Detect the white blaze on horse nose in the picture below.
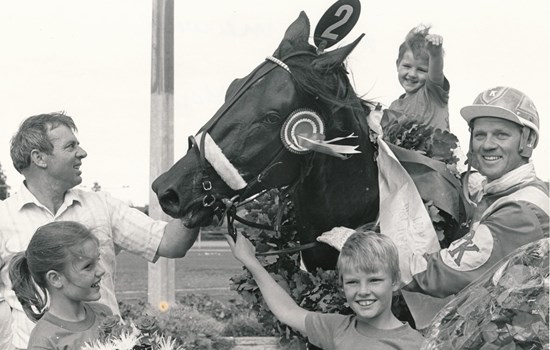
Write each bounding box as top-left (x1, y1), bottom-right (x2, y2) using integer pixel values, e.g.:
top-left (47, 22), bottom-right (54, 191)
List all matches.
top-left (195, 132), bottom-right (247, 190)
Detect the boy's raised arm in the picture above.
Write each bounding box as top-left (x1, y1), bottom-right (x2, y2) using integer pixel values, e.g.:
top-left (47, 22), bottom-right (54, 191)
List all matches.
top-left (426, 34), bottom-right (445, 86)
top-left (226, 232), bottom-right (308, 334)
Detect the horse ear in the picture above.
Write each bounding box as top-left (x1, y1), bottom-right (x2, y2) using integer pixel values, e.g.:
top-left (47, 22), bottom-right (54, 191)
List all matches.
top-left (274, 11), bottom-right (311, 57)
top-left (312, 34), bottom-right (365, 71)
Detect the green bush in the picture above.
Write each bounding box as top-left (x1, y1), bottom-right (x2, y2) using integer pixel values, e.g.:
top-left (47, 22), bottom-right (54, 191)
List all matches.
top-left (156, 306), bottom-right (232, 350)
top-left (118, 293), bottom-right (272, 348)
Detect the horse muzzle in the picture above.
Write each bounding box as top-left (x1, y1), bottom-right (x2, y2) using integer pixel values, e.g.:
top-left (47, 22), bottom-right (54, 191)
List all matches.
top-left (154, 185), bottom-right (218, 226)
top-left (152, 162), bottom-right (234, 226)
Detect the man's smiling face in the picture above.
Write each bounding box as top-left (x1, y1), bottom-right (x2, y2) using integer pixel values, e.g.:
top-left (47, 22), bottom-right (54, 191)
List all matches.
top-left (471, 117), bottom-right (527, 182)
top-left (43, 124), bottom-right (87, 191)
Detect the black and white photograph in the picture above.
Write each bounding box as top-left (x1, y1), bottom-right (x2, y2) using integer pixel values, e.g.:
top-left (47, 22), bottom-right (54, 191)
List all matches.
top-left (1, 1), bottom-right (548, 349)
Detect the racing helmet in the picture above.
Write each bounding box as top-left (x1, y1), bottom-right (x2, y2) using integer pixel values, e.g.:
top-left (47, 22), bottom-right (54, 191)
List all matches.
top-left (461, 86), bottom-right (539, 157)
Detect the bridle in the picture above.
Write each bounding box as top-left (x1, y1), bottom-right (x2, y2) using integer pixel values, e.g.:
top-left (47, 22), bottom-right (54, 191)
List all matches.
top-left (188, 51), bottom-right (321, 255)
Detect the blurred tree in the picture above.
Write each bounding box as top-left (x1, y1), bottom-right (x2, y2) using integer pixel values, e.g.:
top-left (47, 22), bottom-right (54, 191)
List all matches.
top-left (0, 163), bottom-right (9, 200)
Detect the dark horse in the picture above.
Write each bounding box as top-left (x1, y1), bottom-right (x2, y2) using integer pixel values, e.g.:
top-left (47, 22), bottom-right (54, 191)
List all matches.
top-left (152, 12), bottom-right (461, 271)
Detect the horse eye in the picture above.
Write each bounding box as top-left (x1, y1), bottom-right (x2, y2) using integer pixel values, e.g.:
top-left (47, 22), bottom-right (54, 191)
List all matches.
top-left (264, 113), bottom-right (283, 124)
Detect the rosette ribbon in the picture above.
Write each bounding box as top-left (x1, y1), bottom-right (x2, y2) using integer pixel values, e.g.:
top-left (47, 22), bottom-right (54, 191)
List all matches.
top-left (296, 132), bottom-right (361, 159)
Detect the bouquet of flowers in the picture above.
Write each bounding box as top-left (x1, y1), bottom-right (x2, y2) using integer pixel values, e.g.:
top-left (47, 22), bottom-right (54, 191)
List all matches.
top-left (382, 117), bottom-right (460, 168)
top-left (422, 238), bottom-right (549, 350)
top-left (84, 301), bottom-right (238, 350)
top-left (83, 315), bottom-right (181, 350)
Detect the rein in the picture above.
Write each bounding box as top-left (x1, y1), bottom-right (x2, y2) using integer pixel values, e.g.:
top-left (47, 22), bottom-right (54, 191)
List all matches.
top-left (224, 153), bottom-right (320, 256)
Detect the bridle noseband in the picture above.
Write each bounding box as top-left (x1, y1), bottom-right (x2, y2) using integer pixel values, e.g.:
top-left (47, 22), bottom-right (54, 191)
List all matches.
top-left (188, 51), bottom-right (321, 254)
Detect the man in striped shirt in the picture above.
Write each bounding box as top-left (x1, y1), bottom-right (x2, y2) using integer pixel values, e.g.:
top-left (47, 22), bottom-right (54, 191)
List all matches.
top-left (0, 112), bottom-right (200, 349)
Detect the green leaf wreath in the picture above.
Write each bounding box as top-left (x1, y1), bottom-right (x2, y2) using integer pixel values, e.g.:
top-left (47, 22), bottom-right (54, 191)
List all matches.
top-left (422, 238), bottom-right (549, 349)
top-left (382, 118), bottom-right (460, 167)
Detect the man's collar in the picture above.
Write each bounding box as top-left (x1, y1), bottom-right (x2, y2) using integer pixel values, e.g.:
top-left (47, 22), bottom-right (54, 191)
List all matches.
top-left (16, 182), bottom-right (42, 210)
top-left (483, 162), bottom-right (536, 195)
top-left (16, 182), bottom-right (82, 211)
top-left (64, 187), bottom-right (81, 204)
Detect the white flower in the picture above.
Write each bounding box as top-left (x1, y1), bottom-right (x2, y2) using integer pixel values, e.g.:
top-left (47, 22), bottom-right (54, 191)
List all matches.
top-left (155, 334), bottom-right (184, 350)
top-left (82, 339), bottom-right (118, 350)
top-left (110, 324), bottom-right (142, 350)
top-left (83, 323), bottom-right (181, 350)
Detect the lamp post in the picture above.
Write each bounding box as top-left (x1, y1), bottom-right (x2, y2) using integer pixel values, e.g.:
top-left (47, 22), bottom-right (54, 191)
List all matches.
top-left (148, 0), bottom-right (175, 309)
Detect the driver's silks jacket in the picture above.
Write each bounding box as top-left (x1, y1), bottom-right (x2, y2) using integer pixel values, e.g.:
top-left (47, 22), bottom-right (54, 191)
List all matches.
top-left (403, 163), bottom-right (549, 298)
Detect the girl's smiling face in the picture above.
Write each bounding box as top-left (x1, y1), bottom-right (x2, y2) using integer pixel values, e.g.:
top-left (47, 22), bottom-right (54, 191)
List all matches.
top-left (341, 267), bottom-right (398, 328)
top-left (397, 49), bottom-right (429, 96)
top-left (61, 238), bottom-right (105, 303)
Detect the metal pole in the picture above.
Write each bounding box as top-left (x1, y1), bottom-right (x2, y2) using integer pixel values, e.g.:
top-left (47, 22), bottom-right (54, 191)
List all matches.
top-left (148, 0), bottom-right (175, 310)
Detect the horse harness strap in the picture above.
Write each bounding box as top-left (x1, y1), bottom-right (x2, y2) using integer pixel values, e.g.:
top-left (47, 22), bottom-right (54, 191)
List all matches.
top-left (191, 51), bottom-right (316, 208)
top-left (191, 56), bottom-right (288, 205)
top-left (230, 156), bottom-right (320, 255)
top-left (224, 182), bottom-right (320, 256)
top-left (224, 185), bottom-right (296, 235)
top-left (191, 51), bottom-right (314, 203)
top-left (255, 242), bottom-right (319, 256)
top-left (189, 51), bottom-right (321, 255)
top-left (221, 159), bottom-right (321, 254)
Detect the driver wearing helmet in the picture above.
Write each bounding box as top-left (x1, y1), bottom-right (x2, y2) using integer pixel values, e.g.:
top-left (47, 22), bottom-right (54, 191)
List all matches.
top-left (403, 86), bottom-right (549, 297)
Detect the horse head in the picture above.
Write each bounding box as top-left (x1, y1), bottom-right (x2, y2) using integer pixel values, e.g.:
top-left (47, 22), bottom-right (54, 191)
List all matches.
top-left (152, 12), bottom-right (376, 233)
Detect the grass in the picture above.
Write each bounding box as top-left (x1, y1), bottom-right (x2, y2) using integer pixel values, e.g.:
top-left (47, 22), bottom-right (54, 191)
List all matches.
top-left (115, 241), bottom-right (242, 303)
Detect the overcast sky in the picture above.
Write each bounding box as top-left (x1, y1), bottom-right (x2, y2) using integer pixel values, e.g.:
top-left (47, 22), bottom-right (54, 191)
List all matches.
top-left (1, 0), bottom-right (549, 205)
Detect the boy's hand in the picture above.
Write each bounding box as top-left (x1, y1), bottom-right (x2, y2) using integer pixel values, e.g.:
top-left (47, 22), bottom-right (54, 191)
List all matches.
top-left (225, 231), bottom-right (258, 266)
top-left (426, 34), bottom-right (443, 55)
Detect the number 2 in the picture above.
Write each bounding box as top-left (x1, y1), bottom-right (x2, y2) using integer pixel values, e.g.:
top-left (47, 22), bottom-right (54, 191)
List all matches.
top-left (321, 5), bottom-right (354, 41)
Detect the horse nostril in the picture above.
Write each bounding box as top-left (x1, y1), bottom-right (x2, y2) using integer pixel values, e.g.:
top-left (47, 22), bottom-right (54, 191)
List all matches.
top-left (158, 189), bottom-right (181, 216)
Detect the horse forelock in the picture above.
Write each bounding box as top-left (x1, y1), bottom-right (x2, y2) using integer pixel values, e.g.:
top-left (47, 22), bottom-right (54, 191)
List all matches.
top-left (287, 55), bottom-right (370, 119)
